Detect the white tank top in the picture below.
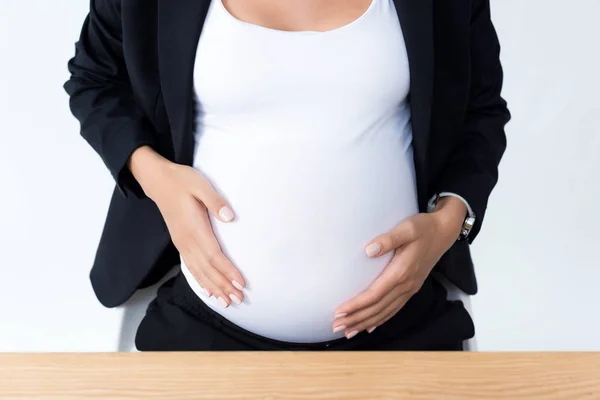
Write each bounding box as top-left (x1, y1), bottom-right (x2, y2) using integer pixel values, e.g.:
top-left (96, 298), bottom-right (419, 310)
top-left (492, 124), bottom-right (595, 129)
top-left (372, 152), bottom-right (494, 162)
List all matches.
top-left (181, 0), bottom-right (418, 343)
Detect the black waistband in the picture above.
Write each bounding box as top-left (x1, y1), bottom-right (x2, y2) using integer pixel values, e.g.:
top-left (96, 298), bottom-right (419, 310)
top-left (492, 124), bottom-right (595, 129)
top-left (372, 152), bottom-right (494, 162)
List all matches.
top-left (164, 272), bottom-right (447, 350)
top-left (169, 272), bottom-right (354, 350)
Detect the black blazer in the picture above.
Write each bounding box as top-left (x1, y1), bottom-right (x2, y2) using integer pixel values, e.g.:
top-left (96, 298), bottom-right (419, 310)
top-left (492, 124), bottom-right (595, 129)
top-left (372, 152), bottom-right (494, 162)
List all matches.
top-left (64, 0), bottom-right (510, 308)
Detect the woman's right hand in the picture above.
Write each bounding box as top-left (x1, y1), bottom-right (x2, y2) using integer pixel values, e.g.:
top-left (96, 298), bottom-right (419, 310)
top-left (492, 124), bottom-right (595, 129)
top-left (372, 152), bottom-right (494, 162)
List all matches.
top-left (129, 146), bottom-right (245, 308)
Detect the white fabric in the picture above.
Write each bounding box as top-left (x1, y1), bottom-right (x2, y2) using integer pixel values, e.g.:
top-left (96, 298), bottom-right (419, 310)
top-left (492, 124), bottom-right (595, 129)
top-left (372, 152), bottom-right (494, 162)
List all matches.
top-left (182, 0), bottom-right (417, 343)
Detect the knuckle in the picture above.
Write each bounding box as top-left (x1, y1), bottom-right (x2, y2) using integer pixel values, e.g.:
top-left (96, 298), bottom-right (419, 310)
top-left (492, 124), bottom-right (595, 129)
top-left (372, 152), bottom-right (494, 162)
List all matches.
top-left (359, 319), bottom-right (376, 332)
top-left (204, 197), bottom-right (222, 211)
top-left (204, 249), bottom-right (221, 265)
top-left (389, 232), bottom-right (401, 247)
top-left (217, 283), bottom-right (230, 294)
top-left (214, 256), bottom-right (236, 275)
top-left (402, 278), bottom-right (418, 295)
top-left (364, 289), bottom-right (380, 305)
top-left (211, 196), bottom-right (227, 210)
top-left (405, 220), bottom-right (418, 237)
top-left (348, 321), bottom-right (364, 332)
top-left (356, 314), bottom-right (373, 327)
top-left (205, 279), bottom-right (222, 294)
top-left (381, 235), bottom-right (393, 250)
top-left (346, 317), bottom-right (362, 330)
top-left (391, 269), bottom-right (405, 284)
top-left (211, 273), bottom-right (231, 290)
top-left (409, 281), bottom-right (421, 295)
top-left (201, 187), bottom-right (223, 208)
top-left (220, 282), bottom-right (240, 300)
top-left (354, 317), bottom-right (377, 332)
top-left (223, 270), bottom-right (238, 282)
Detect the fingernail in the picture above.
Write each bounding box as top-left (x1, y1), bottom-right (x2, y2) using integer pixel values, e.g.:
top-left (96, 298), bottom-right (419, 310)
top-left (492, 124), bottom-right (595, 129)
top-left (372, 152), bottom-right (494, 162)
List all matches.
top-left (218, 206), bottom-right (235, 222)
top-left (218, 296), bottom-right (229, 308)
top-left (346, 330), bottom-right (359, 339)
top-left (334, 313), bottom-right (347, 319)
top-left (367, 326), bottom-right (377, 334)
top-left (333, 325), bottom-right (346, 334)
top-left (365, 242), bottom-right (381, 257)
top-left (229, 294), bottom-right (242, 305)
top-left (232, 280), bottom-right (244, 291)
top-left (203, 288), bottom-right (212, 297)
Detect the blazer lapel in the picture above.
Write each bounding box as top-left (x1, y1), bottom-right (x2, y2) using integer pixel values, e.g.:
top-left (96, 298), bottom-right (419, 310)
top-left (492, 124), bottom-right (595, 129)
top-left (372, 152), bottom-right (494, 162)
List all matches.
top-left (394, 0), bottom-right (434, 207)
top-left (158, 0), bottom-right (211, 165)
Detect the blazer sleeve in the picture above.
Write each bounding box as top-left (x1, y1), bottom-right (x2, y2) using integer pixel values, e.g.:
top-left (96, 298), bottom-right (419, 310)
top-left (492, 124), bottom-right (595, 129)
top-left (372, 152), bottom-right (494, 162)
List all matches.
top-left (63, 0), bottom-right (156, 199)
top-left (431, 0), bottom-right (511, 243)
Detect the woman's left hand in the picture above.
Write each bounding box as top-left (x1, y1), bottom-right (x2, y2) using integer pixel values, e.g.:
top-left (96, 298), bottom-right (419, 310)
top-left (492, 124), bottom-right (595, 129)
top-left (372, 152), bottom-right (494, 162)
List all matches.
top-left (333, 197), bottom-right (467, 339)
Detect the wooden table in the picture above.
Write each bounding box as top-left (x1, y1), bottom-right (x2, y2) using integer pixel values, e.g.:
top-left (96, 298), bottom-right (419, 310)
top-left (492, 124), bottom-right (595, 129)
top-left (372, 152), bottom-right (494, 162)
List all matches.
top-left (1, 352), bottom-right (599, 399)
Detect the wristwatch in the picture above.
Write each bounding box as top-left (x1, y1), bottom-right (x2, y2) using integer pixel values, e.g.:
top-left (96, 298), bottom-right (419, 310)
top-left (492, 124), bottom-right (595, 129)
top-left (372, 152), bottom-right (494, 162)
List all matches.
top-left (427, 192), bottom-right (476, 241)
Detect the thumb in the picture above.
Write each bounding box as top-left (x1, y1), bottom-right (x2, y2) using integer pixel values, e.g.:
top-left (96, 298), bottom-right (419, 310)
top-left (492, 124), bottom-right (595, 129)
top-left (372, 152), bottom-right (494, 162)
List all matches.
top-left (365, 219), bottom-right (415, 258)
top-left (191, 174), bottom-right (235, 223)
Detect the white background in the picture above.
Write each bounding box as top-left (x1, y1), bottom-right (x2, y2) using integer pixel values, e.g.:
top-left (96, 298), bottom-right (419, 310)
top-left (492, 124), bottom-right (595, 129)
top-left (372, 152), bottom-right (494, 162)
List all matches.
top-left (0, 1), bottom-right (598, 352)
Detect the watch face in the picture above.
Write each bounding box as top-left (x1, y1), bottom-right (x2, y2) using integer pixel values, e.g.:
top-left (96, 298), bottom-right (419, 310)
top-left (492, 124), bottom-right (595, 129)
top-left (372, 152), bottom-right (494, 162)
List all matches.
top-left (464, 216), bottom-right (476, 231)
top-left (458, 216), bottom-right (476, 241)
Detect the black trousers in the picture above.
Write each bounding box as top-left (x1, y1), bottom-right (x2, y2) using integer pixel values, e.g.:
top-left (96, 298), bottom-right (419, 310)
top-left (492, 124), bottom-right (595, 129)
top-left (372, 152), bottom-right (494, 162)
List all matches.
top-left (135, 271), bottom-right (474, 351)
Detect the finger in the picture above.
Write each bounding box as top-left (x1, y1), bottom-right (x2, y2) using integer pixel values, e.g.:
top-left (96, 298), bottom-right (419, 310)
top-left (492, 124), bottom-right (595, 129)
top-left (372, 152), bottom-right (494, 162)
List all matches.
top-left (202, 256), bottom-right (244, 305)
top-left (332, 285), bottom-right (402, 335)
top-left (365, 218), bottom-right (417, 258)
top-left (353, 295), bottom-right (410, 335)
top-left (191, 172), bottom-right (235, 223)
top-left (194, 217), bottom-right (244, 306)
top-left (181, 246), bottom-right (220, 297)
top-left (197, 212), bottom-right (247, 291)
top-left (201, 261), bottom-right (247, 308)
top-left (186, 246), bottom-right (239, 308)
top-left (183, 255), bottom-right (214, 297)
top-left (334, 255), bottom-right (405, 316)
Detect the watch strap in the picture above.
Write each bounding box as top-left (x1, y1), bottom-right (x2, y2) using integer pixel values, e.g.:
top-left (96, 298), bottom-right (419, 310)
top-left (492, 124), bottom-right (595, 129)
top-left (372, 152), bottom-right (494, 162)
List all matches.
top-left (427, 193), bottom-right (476, 241)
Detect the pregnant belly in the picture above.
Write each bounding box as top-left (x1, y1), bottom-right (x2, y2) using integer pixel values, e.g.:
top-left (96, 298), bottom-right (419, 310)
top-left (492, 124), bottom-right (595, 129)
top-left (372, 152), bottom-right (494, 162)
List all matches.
top-left (181, 135), bottom-right (419, 343)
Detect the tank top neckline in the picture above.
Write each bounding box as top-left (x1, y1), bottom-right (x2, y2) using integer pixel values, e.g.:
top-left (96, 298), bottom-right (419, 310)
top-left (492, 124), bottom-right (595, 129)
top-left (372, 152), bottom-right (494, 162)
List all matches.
top-left (215, 0), bottom-right (379, 36)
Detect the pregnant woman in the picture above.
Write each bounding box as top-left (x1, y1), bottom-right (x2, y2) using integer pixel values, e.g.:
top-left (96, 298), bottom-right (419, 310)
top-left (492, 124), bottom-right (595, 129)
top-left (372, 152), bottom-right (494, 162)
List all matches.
top-left (65, 0), bottom-right (509, 351)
